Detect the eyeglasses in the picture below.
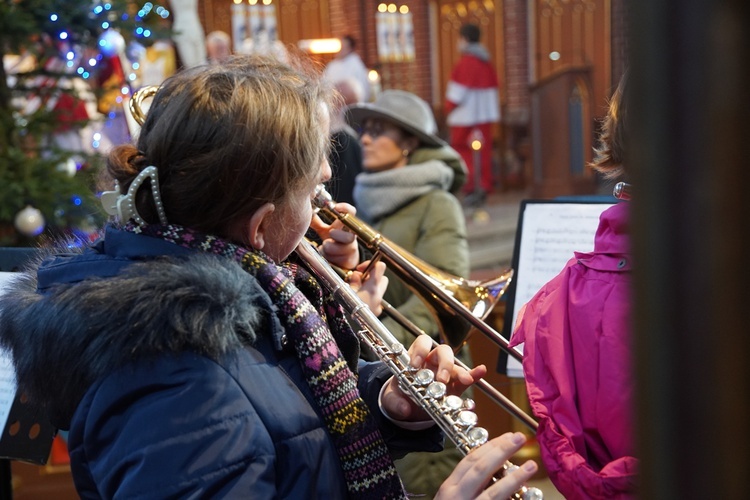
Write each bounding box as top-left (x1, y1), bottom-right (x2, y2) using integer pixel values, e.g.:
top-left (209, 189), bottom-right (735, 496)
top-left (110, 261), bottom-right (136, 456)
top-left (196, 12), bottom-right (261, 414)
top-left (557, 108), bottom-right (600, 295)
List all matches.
top-left (358, 121), bottom-right (401, 139)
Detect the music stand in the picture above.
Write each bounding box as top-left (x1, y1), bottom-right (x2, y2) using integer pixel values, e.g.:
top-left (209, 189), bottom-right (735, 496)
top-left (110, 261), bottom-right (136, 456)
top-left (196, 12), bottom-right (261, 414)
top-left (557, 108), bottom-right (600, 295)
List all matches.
top-left (497, 199), bottom-right (615, 376)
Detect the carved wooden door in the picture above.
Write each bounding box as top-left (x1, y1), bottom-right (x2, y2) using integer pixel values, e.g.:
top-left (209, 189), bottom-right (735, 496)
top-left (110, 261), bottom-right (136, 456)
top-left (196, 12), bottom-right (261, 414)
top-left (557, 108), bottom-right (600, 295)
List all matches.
top-left (532, 0), bottom-right (611, 115)
top-left (433, 0), bottom-right (505, 123)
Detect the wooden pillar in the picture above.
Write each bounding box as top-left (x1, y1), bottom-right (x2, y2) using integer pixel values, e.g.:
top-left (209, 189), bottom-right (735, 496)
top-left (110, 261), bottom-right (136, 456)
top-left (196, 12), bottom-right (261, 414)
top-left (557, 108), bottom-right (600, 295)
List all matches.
top-left (630, 1), bottom-right (750, 498)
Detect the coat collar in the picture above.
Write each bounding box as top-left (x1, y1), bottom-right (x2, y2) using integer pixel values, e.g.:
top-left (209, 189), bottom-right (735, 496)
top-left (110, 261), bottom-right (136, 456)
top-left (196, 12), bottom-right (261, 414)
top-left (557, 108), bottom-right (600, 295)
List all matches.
top-left (575, 202), bottom-right (631, 272)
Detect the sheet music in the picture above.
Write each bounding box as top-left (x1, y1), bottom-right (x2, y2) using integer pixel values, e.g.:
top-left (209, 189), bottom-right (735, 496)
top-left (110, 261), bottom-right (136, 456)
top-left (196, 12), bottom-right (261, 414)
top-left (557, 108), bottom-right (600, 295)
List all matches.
top-left (0, 273), bottom-right (19, 433)
top-left (507, 203), bottom-right (613, 377)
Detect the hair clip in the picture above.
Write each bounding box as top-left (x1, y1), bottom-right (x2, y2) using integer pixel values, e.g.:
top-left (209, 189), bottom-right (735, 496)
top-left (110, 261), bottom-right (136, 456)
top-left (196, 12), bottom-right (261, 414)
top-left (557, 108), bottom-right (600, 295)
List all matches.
top-left (100, 166), bottom-right (168, 226)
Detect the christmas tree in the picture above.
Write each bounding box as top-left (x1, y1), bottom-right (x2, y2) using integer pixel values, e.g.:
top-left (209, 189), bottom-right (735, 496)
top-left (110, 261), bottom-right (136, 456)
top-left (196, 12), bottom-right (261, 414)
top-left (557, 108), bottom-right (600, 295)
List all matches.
top-left (0, 0), bottom-right (170, 247)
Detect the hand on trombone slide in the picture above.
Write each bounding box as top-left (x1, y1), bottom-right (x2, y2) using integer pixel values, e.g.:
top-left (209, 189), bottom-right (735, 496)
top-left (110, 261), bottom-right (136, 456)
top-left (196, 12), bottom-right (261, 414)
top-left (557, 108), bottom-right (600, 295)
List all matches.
top-left (310, 201), bottom-right (360, 269)
top-left (310, 201), bottom-right (389, 315)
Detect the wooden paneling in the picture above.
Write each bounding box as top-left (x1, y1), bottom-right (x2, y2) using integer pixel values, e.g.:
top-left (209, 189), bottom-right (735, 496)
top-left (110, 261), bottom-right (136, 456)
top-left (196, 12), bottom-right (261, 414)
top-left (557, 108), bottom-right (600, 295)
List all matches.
top-left (433, 1), bottom-right (505, 116)
top-left (532, 0), bottom-right (611, 116)
top-left (277, 0), bottom-right (331, 44)
top-left (198, 0), bottom-right (331, 51)
top-left (200, 0), bottom-right (233, 36)
top-left (530, 67), bottom-right (596, 197)
top-left (10, 462), bottom-right (77, 500)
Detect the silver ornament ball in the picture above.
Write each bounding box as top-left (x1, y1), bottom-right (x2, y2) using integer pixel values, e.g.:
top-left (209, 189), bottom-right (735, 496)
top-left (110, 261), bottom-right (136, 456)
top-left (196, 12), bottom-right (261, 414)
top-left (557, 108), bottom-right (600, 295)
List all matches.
top-left (14, 205), bottom-right (45, 237)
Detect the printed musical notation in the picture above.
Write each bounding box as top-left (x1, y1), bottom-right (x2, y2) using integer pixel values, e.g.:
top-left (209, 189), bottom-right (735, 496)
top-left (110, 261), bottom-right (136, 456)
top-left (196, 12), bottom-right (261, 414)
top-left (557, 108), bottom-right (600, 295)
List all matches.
top-left (0, 354), bottom-right (15, 435)
top-left (506, 202), bottom-right (614, 377)
top-left (517, 205), bottom-right (613, 309)
top-left (0, 273), bottom-right (18, 433)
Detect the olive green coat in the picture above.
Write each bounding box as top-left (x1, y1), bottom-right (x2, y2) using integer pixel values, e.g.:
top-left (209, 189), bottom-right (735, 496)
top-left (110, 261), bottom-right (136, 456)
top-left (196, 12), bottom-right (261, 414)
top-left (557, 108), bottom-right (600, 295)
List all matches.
top-left (357, 145), bottom-right (471, 499)
top-left (367, 145), bottom-right (470, 348)
top-left (375, 189), bottom-right (469, 347)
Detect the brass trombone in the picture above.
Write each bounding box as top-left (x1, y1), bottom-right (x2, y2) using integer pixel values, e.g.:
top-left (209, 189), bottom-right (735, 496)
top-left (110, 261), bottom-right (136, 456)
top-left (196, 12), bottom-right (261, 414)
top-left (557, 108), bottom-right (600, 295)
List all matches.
top-left (318, 183), bottom-right (513, 351)
top-left (370, 276), bottom-right (538, 431)
top-left (313, 187), bottom-right (524, 363)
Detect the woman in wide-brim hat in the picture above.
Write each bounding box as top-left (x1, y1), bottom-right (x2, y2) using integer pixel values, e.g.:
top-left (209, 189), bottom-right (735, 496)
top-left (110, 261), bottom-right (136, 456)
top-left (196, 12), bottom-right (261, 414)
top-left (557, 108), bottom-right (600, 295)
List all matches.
top-left (345, 89), bottom-right (471, 499)
top-left (346, 90), bottom-right (466, 190)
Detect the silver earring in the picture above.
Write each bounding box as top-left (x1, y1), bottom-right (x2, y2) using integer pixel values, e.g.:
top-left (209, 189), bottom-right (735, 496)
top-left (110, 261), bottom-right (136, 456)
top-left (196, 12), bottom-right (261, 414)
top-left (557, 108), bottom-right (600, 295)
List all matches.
top-left (402, 149), bottom-right (410, 157)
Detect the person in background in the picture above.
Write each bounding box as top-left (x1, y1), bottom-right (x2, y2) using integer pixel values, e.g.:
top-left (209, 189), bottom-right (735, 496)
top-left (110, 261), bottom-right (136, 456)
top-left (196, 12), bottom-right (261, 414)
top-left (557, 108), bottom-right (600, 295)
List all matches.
top-left (206, 30), bottom-right (232, 64)
top-left (510, 72), bottom-right (637, 499)
top-left (346, 89), bottom-right (472, 498)
top-left (167, 0), bottom-right (206, 68)
top-left (445, 23), bottom-right (500, 202)
top-left (327, 77), bottom-right (364, 206)
top-left (346, 89), bottom-right (469, 352)
top-left (0, 55), bottom-right (537, 499)
top-left (324, 34), bottom-right (371, 102)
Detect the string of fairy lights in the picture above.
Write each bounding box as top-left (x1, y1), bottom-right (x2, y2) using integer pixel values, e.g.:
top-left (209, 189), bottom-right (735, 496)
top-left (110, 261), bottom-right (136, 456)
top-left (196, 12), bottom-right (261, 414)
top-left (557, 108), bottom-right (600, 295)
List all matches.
top-left (11, 2), bottom-right (171, 239)
top-left (51, 2), bottom-right (168, 77)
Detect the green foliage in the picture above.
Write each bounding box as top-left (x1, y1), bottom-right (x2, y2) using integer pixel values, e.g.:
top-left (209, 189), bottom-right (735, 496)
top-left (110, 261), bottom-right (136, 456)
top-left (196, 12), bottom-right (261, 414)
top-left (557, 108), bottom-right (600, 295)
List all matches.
top-left (0, 148), bottom-right (101, 243)
top-left (0, 0), bottom-right (171, 246)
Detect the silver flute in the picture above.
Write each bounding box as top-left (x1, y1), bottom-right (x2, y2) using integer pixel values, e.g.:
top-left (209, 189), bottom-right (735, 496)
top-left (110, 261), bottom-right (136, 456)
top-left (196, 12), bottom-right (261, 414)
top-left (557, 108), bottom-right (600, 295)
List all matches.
top-left (296, 239), bottom-right (543, 500)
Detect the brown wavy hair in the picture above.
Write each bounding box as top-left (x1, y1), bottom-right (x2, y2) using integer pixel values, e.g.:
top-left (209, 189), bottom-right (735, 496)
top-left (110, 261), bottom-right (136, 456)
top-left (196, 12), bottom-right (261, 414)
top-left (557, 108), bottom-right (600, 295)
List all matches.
top-left (589, 71), bottom-right (629, 180)
top-left (102, 55), bottom-right (331, 240)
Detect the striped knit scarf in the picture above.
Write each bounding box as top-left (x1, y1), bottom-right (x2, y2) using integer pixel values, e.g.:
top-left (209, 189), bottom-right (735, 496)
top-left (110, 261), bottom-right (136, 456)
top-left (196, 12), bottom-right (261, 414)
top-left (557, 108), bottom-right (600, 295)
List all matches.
top-left (125, 223), bottom-right (406, 499)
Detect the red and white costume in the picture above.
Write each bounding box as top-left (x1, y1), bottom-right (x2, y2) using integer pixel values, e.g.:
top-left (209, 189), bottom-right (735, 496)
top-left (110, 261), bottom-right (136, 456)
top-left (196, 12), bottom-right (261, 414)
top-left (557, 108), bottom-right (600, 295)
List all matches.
top-left (445, 44), bottom-right (500, 194)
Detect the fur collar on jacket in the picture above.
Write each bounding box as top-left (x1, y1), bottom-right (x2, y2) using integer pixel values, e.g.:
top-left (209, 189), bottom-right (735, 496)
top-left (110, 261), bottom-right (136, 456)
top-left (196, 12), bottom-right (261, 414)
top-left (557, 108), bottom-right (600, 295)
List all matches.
top-left (0, 254), bottom-right (270, 428)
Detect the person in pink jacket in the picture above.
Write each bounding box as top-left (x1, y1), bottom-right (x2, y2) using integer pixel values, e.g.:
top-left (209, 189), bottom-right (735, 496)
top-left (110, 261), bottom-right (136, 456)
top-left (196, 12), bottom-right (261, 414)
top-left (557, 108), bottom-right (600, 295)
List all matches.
top-left (510, 72), bottom-right (637, 499)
